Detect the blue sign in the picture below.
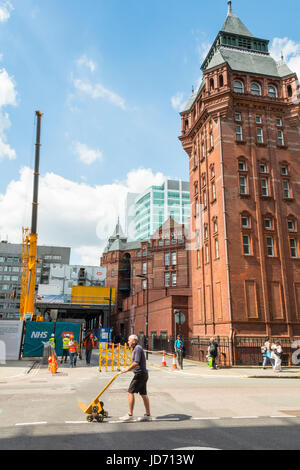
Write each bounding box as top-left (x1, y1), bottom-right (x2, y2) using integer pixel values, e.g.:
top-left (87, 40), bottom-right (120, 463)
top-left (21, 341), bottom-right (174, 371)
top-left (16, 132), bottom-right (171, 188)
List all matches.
top-left (23, 322), bottom-right (55, 357)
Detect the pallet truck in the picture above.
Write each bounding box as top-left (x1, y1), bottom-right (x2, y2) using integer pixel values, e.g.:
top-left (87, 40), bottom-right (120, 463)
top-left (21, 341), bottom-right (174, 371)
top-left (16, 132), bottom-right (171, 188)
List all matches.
top-left (77, 373), bottom-right (120, 422)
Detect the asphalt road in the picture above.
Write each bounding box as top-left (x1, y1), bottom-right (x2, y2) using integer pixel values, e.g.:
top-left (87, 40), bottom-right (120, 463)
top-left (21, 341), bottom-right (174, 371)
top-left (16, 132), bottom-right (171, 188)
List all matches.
top-left (1, 355), bottom-right (300, 451)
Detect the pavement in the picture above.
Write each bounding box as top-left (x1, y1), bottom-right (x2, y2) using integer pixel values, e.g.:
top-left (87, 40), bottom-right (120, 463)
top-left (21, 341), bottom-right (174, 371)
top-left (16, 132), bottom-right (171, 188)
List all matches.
top-left (0, 350), bottom-right (300, 382)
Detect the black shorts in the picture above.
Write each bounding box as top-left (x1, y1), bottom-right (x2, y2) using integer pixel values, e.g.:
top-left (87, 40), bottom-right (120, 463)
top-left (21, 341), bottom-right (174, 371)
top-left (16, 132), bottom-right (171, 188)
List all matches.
top-left (128, 372), bottom-right (148, 395)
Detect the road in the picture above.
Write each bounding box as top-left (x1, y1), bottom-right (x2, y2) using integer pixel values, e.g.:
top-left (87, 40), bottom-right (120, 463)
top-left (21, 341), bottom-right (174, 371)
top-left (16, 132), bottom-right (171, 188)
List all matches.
top-left (0, 354), bottom-right (300, 451)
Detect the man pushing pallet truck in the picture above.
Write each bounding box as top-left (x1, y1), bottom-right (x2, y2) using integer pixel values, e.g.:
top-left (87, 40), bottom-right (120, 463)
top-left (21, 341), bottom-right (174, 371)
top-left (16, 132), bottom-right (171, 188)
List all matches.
top-left (78, 334), bottom-right (151, 423)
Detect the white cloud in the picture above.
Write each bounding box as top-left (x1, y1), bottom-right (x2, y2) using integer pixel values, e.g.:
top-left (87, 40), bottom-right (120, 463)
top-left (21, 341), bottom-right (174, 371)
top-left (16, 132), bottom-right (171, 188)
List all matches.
top-left (0, 167), bottom-right (166, 265)
top-left (0, 1), bottom-right (13, 22)
top-left (73, 141), bottom-right (103, 165)
top-left (76, 55), bottom-right (96, 73)
top-left (270, 37), bottom-right (300, 78)
top-left (73, 78), bottom-right (126, 110)
top-left (0, 68), bottom-right (17, 161)
top-left (171, 92), bottom-right (185, 112)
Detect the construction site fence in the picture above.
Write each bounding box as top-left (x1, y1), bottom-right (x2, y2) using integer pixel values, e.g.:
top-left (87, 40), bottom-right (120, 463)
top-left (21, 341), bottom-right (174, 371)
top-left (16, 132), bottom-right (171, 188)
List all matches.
top-left (99, 343), bottom-right (133, 372)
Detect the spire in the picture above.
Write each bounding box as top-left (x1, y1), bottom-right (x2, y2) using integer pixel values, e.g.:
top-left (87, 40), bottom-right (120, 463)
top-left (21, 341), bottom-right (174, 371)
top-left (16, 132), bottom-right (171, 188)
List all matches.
top-left (221, 2), bottom-right (254, 37)
top-left (227, 1), bottom-right (232, 15)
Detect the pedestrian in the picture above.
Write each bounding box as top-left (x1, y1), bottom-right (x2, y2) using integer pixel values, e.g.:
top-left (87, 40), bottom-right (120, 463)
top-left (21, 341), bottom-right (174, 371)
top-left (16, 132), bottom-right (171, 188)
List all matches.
top-left (119, 334), bottom-right (151, 422)
top-left (69, 337), bottom-right (78, 368)
top-left (61, 334), bottom-right (70, 364)
top-left (208, 337), bottom-right (219, 370)
top-left (84, 333), bottom-right (95, 366)
top-left (174, 335), bottom-right (184, 370)
top-left (261, 336), bottom-right (274, 369)
top-left (49, 334), bottom-right (56, 355)
top-left (273, 341), bottom-right (283, 372)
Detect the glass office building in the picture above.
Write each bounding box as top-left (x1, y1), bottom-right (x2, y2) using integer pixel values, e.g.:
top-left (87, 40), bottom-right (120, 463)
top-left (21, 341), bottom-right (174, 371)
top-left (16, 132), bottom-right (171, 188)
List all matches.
top-left (126, 179), bottom-right (190, 241)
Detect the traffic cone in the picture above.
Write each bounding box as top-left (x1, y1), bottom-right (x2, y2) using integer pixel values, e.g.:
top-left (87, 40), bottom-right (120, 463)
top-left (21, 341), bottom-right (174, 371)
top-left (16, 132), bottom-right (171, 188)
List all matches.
top-left (172, 354), bottom-right (178, 370)
top-left (161, 351), bottom-right (167, 367)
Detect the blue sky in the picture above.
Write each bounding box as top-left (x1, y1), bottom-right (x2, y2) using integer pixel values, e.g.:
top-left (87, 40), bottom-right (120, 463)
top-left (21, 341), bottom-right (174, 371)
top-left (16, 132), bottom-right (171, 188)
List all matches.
top-left (0, 0), bottom-right (300, 264)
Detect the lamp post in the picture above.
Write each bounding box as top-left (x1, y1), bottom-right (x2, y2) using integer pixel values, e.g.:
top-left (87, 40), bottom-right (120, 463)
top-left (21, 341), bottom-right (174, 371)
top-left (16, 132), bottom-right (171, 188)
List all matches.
top-left (136, 274), bottom-right (149, 359)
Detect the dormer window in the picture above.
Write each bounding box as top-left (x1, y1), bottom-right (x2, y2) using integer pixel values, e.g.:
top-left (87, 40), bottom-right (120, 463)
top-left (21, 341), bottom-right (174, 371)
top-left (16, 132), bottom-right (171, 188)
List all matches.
top-left (234, 80), bottom-right (244, 94)
top-left (268, 85), bottom-right (278, 98)
top-left (251, 82), bottom-right (262, 96)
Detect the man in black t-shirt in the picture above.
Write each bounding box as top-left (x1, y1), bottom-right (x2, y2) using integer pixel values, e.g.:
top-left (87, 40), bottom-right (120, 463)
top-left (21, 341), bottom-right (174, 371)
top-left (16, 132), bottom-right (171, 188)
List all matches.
top-left (119, 334), bottom-right (151, 422)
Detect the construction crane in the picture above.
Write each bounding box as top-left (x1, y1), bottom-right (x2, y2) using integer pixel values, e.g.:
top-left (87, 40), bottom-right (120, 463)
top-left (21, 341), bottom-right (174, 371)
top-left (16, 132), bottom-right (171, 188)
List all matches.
top-left (20, 111), bottom-right (43, 322)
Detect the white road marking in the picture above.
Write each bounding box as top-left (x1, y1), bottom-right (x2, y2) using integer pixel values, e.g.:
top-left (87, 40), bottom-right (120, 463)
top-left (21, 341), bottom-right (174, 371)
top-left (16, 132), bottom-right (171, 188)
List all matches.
top-left (65, 421), bottom-right (87, 424)
top-left (15, 422), bottom-right (47, 426)
top-left (232, 416), bottom-right (259, 419)
top-left (192, 417), bottom-right (221, 421)
top-left (270, 415), bottom-right (297, 418)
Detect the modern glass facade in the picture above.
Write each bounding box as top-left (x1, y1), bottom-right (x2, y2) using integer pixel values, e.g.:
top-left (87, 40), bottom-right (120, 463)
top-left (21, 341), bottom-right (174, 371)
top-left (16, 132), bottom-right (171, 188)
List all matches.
top-left (133, 179), bottom-right (190, 241)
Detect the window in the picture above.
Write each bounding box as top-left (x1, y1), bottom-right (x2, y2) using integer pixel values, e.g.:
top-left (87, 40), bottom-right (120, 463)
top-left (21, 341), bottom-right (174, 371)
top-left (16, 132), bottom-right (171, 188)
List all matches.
top-left (171, 272), bottom-right (177, 286)
top-left (210, 78), bottom-right (214, 90)
top-left (283, 180), bottom-right (291, 199)
top-left (111, 269), bottom-right (115, 277)
top-left (288, 220), bottom-right (295, 232)
top-left (235, 112), bottom-right (242, 122)
top-left (238, 160), bottom-right (246, 171)
top-left (197, 249), bottom-right (201, 268)
top-left (276, 117), bottom-right (282, 127)
top-left (204, 224), bottom-right (208, 240)
top-left (287, 85), bottom-right (293, 98)
top-left (213, 219), bottom-right (218, 233)
top-left (268, 85), bottom-right (278, 98)
top-left (142, 279), bottom-right (147, 290)
top-left (278, 130), bottom-right (284, 146)
top-left (251, 82), bottom-right (262, 96)
top-left (210, 133), bottom-right (214, 149)
top-left (234, 80), bottom-right (244, 94)
top-left (261, 178), bottom-right (269, 197)
top-left (203, 190), bottom-right (207, 207)
top-left (256, 115), bottom-right (262, 124)
top-left (239, 176), bottom-right (248, 195)
top-left (219, 74), bottom-right (224, 87)
top-left (236, 125), bottom-right (243, 141)
top-left (142, 263), bottom-right (147, 274)
top-left (243, 235), bottom-right (251, 255)
top-left (266, 237), bottom-right (275, 257)
top-left (171, 252), bottom-right (177, 266)
top-left (212, 182), bottom-right (216, 201)
top-left (241, 216), bottom-right (249, 228)
top-left (205, 244), bottom-right (209, 263)
top-left (290, 239), bottom-right (298, 258)
top-left (281, 165), bottom-right (288, 176)
top-left (265, 218), bottom-right (272, 230)
top-left (257, 128), bottom-right (264, 143)
top-left (165, 273), bottom-right (170, 287)
top-left (260, 163), bottom-right (267, 174)
top-left (215, 238), bottom-right (219, 259)
top-left (165, 253), bottom-right (170, 266)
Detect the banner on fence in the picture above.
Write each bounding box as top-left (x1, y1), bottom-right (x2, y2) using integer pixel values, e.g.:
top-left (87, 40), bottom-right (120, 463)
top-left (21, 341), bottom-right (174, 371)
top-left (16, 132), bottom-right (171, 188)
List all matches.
top-left (23, 322), bottom-right (55, 357)
top-left (0, 320), bottom-right (24, 361)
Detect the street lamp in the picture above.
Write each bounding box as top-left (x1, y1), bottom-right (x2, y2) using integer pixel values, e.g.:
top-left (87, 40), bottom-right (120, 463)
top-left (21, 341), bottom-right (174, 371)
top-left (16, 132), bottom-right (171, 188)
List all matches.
top-left (136, 274), bottom-right (149, 360)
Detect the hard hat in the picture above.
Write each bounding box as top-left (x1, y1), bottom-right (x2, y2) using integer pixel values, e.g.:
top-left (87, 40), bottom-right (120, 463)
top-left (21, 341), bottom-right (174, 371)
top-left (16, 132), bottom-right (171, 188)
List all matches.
top-left (51, 334), bottom-right (55, 337)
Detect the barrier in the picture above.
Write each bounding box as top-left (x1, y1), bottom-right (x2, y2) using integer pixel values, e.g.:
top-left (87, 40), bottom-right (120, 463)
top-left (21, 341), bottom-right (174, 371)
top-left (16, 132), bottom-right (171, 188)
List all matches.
top-left (99, 343), bottom-right (132, 372)
top-left (161, 351), bottom-right (167, 367)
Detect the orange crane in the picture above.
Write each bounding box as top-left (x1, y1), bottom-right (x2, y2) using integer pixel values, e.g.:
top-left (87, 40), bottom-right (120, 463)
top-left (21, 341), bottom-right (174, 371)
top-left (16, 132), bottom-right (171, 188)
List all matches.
top-left (20, 111), bottom-right (43, 321)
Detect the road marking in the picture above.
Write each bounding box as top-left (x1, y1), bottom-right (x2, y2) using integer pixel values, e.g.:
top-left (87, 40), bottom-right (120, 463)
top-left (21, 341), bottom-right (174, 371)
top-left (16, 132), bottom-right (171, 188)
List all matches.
top-left (192, 417), bottom-right (221, 421)
top-left (232, 416), bottom-right (259, 419)
top-left (270, 415), bottom-right (297, 419)
top-left (65, 421), bottom-right (87, 424)
top-left (15, 422), bottom-right (47, 426)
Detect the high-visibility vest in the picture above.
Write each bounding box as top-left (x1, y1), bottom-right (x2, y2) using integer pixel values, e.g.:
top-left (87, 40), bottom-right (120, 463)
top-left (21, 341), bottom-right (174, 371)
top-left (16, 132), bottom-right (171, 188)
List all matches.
top-left (69, 341), bottom-right (77, 354)
top-left (49, 337), bottom-right (55, 348)
top-left (63, 337), bottom-right (70, 349)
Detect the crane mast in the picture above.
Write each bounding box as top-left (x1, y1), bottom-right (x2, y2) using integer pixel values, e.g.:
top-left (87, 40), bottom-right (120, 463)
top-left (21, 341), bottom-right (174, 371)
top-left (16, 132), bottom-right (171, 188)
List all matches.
top-left (20, 111), bottom-right (43, 321)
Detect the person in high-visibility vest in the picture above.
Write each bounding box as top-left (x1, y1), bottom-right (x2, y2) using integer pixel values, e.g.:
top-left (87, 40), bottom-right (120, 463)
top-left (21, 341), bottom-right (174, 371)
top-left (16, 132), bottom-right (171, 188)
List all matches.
top-left (69, 338), bottom-right (78, 368)
top-left (61, 335), bottom-right (70, 364)
top-left (49, 334), bottom-right (56, 349)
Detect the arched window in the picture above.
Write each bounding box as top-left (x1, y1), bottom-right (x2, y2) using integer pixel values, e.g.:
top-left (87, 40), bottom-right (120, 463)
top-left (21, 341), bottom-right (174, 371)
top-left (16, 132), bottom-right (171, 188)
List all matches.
top-left (287, 85), bottom-right (293, 97)
top-left (219, 74), bottom-right (224, 88)
top-left (251, 82), bottom-right (262, 96)
top-left (210, 78), bottom-right (215, 90)
top-left (234, 80), bottom-right (244, 94)
top-left (268, 85), bottom-right (278, 98)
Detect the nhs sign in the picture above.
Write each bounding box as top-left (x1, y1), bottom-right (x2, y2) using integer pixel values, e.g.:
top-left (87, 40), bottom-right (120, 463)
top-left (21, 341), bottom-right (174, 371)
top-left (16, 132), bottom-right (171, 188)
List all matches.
top-left (31, 331), bottom-right (48, 339)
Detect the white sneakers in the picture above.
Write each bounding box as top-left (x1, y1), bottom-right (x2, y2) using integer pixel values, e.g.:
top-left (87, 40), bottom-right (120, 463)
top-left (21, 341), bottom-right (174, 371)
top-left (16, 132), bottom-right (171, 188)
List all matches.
top-left (119, 414), bottom-right (152, 422)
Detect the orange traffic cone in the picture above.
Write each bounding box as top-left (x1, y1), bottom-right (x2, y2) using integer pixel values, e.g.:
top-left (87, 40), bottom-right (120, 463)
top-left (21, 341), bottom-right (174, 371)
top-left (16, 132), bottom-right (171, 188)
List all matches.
top-left (161, 351), bottom-right (167, 367)
top-left (172, 354), bottom-right (178, 370)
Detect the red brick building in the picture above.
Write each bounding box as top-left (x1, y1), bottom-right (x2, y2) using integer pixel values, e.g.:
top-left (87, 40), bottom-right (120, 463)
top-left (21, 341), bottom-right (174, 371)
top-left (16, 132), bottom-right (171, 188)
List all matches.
top-left (179, 2), bottom-right (300, 363)
top-left (101, 218), bottom-right (192, 344)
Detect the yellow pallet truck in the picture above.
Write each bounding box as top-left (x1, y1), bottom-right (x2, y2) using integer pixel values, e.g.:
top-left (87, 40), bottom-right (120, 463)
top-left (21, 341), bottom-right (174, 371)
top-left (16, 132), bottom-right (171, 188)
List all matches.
top-left (78, 373), bottom-right (120, 422)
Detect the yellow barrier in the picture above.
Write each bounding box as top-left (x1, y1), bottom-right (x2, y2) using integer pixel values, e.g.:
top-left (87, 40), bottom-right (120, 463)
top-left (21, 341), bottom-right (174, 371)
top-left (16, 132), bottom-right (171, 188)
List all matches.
top-left (99, 343), bottom-right (132, 372)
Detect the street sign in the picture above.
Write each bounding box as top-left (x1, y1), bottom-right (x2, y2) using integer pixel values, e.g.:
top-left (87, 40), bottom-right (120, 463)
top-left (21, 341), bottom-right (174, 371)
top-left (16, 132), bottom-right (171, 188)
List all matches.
top-left (175, 312), bottom-right (186, 325)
